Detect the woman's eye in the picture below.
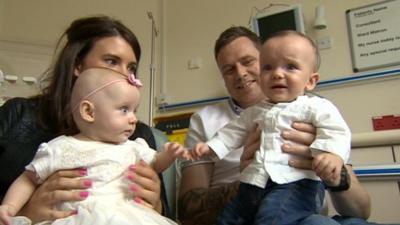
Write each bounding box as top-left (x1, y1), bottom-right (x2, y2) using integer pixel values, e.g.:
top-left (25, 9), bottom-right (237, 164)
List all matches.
top-left (105, 58), bottom-right (117, 65)
top-left (128, 64), bottom-right (137, 74)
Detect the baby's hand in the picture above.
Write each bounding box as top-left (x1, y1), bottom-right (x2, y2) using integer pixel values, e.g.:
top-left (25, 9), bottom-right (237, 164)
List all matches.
top-left (0, 204), bottom-right (16, 225)
top-left (191, 142), bottom-right (211, 160)
top-left (312, 152), bottom-right (343, 186)
top-left (163, 142), bottom-right (192, 161)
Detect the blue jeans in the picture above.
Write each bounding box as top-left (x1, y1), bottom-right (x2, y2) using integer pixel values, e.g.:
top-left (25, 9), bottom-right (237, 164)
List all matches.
top-left (298, 214), bottom-right (399, 225)
top-left (333, 215), bottom-right (399, 225)
top-left (217, 179), bottom-right (325, 225)
top-left (299, 214), bottom-right (341, 225)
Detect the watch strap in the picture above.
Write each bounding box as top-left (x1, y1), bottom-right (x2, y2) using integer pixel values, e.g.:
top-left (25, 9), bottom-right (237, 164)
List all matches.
top-left (326, 164), bottom-right (350, 192)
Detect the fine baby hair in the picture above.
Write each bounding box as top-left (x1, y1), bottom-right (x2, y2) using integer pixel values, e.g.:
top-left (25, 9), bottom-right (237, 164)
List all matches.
top-left (68, 67), bottom-right (143, 142)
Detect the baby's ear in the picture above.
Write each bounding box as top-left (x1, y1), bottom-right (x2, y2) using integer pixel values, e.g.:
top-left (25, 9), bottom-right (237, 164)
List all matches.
top-left (73, 63), bottom-right (82, 77)
top-left (79, 100), bottom-right (95, 122)
top-left (305, 72), bottom-right (320, 91)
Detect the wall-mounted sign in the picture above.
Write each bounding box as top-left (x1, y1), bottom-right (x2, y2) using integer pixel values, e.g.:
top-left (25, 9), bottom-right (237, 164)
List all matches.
top-left (346, 0), bottom-right (400, 72)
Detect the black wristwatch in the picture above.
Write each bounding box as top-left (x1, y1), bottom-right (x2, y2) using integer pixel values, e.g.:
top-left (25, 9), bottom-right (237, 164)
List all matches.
top-left (325, 164), bottom-right (351, 192)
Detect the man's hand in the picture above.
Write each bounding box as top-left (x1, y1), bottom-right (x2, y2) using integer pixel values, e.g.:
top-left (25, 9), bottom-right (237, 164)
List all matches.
top-left (241, 126), bottom-right (261, 172)
top-left (281, 122), bottom-right (316, 170)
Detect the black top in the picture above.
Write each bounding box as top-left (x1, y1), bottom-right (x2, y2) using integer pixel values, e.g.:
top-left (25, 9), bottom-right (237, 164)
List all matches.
top-left (0, 97), bottom-right (170, 217)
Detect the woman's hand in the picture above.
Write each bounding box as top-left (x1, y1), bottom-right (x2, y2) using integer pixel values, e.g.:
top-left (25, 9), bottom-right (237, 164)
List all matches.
top-left (18, 169), bottom-right (90, 223)
top-left (281, 122), bottom-right (316, 170)
top-left (126, 160), bottom-right (162, 213)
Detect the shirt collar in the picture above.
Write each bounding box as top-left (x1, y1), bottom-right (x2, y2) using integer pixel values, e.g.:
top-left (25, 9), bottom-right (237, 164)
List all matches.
top-left (228, 98), bottom-right (244, 115)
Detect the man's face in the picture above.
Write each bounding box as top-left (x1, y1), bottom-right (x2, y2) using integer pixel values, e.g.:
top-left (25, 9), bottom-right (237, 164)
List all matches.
top-left (216, 37), bottom-right (265, 109)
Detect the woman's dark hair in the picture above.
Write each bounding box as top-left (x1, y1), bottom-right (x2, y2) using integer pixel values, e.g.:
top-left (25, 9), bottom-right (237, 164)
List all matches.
top-left (214, 26), bottom-right (261, 59)
top-left (36, 15), bottom-right (141, 133)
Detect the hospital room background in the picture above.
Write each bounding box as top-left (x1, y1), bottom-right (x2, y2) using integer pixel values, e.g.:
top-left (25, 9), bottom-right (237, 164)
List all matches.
top-left (0, 0), bottom-right (399, 223)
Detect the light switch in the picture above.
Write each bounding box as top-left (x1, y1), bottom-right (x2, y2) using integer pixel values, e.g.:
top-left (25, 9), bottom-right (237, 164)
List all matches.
top-left (188, 58), bottom-right (202, 69)
top-left (317, 36), bottom-right (332, 50)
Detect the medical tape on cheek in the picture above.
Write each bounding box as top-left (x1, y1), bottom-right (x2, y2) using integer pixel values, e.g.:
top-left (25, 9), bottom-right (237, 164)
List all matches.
top-left (72, 79), bottom-right (126, 112)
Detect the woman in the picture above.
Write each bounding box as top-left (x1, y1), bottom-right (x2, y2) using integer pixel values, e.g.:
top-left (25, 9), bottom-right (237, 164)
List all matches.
top-left (0, 16), bottom-right (167, 223)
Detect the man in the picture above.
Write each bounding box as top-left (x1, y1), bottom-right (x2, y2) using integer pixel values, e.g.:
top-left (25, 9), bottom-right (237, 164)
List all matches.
top-left (178, 26), bottom-right (371, 225)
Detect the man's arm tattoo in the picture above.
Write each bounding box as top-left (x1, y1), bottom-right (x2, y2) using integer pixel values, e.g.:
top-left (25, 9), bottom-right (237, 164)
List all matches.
top-left (178, 181), bottom-right (240, 225)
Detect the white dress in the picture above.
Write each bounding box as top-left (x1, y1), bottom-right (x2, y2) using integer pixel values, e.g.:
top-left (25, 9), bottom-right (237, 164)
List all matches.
top-left (12, 136), bottom-right (177, 225)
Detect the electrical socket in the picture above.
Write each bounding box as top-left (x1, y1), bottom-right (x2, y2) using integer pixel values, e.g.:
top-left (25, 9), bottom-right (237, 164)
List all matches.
top-left (372, 115), bottom-right (400, 131)
top-left (317, 36), bottom-right (332, 50)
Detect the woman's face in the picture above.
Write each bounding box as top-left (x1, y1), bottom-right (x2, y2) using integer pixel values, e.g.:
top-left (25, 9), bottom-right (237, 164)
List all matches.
top-left (74, 36), bottom-right (138, 76)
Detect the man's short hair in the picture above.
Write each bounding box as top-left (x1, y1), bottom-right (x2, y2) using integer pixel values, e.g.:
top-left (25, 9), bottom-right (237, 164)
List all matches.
top-left (214, 26), bottom-right (261, 59)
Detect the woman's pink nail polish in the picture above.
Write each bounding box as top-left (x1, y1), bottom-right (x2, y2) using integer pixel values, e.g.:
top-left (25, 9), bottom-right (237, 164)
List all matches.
top-left (83, 180), bottom-right (92, 187)
top-left (130, 184), bottom-right (138, 192)
top-left (134, 197), bottom-right (142, 204)
top-left (79, 168), bottom-right (87, 176)
top-left (129, 164), bottom-right (136, 171)
top-left (80, 191), bottom-right (89, 198)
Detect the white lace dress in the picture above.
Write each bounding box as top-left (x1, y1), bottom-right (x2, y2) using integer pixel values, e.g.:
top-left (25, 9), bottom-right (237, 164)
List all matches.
top-left (12, 135), bottom-right (176, 225)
